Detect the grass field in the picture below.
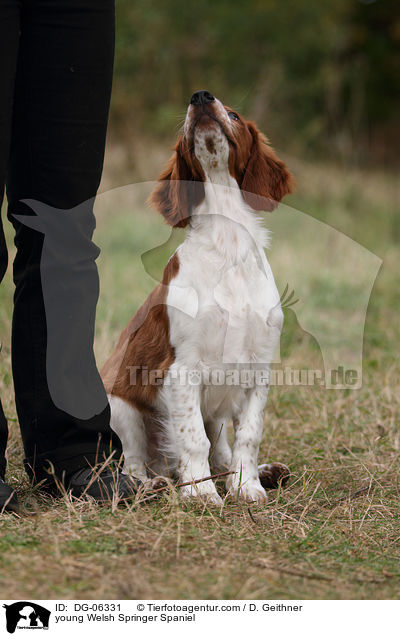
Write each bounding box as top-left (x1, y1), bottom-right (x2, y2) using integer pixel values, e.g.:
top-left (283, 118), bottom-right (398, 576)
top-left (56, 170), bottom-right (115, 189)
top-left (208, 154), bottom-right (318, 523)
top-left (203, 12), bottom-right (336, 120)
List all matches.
top-left (0, 147), bottom-right (399, 599)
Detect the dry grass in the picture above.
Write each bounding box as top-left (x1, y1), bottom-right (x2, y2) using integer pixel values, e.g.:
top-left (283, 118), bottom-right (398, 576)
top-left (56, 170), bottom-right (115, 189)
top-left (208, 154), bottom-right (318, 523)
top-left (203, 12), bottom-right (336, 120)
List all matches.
top-left (0, 146), bottom-right (399, 599)
top-left (2, 379), bottom-right (400, 600)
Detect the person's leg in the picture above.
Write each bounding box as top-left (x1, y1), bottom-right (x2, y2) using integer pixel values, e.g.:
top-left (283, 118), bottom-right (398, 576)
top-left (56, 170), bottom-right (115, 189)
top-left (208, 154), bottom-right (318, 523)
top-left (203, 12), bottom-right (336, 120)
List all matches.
top-left (0, 1), bottom-right (21, 483)
top-left (6, 0), bottom-right (123, 487)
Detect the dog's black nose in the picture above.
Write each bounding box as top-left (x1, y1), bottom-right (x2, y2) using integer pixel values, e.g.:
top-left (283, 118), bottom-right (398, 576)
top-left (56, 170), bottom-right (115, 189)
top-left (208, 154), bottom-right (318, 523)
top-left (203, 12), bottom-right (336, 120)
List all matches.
top-left (190, 90), bottom-right (215, 106)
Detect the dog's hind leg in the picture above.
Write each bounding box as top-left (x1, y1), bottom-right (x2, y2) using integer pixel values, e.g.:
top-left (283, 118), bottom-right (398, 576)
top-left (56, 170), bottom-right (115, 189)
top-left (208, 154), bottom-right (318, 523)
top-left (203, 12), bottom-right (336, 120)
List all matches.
top-left (108, 394), bottom-right (148, 483)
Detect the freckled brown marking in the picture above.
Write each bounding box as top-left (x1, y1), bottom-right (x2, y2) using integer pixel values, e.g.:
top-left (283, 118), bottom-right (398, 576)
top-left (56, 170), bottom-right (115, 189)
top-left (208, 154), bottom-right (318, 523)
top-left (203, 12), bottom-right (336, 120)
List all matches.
top-left (205, 137), bottom-right (217, 154)
top-left (180, 427), bottom-right (184, 433)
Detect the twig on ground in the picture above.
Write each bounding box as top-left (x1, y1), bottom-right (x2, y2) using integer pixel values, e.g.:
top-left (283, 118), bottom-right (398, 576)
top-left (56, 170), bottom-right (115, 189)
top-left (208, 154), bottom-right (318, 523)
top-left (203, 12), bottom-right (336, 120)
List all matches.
top-left (328, 485), bottom-right (373, 507)
top-left (247, 507), bottom-right (258, 524)
top-left (257, 560), bottom-right (334, 582)
top-left (258, 560), bottom-right (399, 585)
top-left (142, 470), bottom-right (235, 500)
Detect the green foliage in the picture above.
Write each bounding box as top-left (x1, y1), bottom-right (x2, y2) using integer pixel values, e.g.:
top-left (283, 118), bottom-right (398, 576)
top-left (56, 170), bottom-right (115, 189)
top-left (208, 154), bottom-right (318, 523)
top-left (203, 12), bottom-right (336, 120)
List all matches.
top-left (113, 0), bottom-right (399, 163)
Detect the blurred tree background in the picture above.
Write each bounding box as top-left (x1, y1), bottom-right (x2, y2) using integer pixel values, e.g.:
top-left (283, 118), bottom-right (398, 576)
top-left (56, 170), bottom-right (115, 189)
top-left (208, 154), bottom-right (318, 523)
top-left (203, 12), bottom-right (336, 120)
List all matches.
top-left (111, 0), bottom-right (400, 166)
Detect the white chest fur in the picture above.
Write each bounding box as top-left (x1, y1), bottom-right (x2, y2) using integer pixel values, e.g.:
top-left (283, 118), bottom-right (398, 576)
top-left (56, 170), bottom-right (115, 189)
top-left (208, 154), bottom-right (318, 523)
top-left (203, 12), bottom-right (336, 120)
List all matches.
top-left (165, 177), bottom-right (283, 421)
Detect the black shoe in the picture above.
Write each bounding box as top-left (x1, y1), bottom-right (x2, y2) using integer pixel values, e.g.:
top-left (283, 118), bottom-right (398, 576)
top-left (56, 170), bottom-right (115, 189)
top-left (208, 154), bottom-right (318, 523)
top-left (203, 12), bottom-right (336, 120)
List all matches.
top-left (0, 478), bottom-right (19, 513)
top-left (67, 465), bottom-right (143, 502)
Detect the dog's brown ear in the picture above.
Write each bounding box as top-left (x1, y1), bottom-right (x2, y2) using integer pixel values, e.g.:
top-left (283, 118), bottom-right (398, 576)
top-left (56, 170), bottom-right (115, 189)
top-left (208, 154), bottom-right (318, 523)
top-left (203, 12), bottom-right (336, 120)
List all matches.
top-left (241, 122), bottom-right (294, 211)
top-left (149, 137), bottom-right (205, 228)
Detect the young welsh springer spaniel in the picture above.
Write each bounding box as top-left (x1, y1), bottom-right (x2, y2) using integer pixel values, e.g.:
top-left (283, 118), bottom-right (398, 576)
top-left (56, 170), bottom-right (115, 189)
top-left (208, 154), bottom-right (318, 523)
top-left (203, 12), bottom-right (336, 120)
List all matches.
top-left (101, 90), bottom-right (294, 504)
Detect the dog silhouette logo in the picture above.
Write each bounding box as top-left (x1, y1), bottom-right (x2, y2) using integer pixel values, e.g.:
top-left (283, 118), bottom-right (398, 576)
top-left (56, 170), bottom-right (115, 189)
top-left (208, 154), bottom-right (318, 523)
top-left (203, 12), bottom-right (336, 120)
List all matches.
top-left (2, 602), bottom-right (50, 633)
top-left (13, 198), bottom-right (109, 420)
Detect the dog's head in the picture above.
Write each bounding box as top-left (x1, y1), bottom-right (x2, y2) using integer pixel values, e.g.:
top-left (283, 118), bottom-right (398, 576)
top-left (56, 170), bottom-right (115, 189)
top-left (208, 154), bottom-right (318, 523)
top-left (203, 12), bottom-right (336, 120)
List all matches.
top-left (150, 90), bottom-right (294, 227)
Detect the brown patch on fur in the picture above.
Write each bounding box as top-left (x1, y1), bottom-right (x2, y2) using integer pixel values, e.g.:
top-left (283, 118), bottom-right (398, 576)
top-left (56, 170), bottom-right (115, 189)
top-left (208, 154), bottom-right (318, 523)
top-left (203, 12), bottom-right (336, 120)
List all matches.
top-left (148, 135), bottom-right (205, 228)
top-left (205, 137), bottom-right (216, 154)
top-left (228, 118), bottom-right (294, 211)
top-left (101, 252), bottom-right (180, 412)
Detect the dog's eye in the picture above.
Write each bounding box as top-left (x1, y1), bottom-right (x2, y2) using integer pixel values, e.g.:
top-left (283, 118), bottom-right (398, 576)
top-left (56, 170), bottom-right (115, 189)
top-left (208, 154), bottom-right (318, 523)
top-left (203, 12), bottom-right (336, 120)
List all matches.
top-left (228, 111), bottom-right (240, 121)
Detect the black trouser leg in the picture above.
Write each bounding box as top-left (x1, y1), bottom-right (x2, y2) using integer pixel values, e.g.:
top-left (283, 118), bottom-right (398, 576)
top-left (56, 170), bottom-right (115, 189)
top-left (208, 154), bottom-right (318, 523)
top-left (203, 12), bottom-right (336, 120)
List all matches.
top-left (0, 405), bottom-right (8, 480)
top-left (0, 1), bottom-right (21, 480)
top-left (5, 0), bottom-right (122, 486)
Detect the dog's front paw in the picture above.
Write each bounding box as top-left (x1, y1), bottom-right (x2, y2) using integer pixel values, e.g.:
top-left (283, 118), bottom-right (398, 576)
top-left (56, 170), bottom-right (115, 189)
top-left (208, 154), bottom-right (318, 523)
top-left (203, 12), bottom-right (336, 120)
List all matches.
top-left (227, 478), bottom-right (268, 504)
top-left (180, 482), bottom-right (223, 506)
